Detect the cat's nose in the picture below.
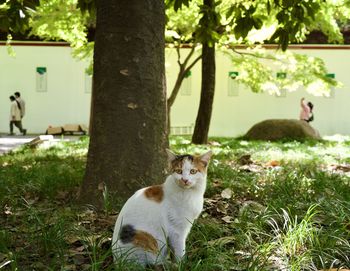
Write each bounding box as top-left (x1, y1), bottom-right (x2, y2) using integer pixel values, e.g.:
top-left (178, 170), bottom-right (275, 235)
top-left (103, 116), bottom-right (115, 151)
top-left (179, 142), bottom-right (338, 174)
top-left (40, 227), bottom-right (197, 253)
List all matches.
top-left (181, 178), bottom-right (189, 184)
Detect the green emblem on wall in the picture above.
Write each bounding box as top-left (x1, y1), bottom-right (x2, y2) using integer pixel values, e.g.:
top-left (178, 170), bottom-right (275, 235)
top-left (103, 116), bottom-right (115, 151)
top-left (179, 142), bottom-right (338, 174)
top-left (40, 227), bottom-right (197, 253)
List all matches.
top-left (229, 71), bottom-right (239, 79)
top-left (36, 67), bottom-right (48, 92)
top-left (184, 70), bottom-right (192, 78)
top-left (326, 73), bottom-right (335, 79)
top-left (36, 67), bottom-right (47, 75)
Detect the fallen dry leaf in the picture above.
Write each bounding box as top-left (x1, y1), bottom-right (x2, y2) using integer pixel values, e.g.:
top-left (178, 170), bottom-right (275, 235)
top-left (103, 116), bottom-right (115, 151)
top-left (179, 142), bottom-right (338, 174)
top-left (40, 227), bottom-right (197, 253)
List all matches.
top-left (239, 164), bottom-right (263, 173)
top-left (208, 236), bottom-right (235, 246)
top-left (127, 103), bottom-right (138, 109)
top-left (212, 179), bottom-right (223, 188)
top-left (221, 188), bottom-right (233, 199)
top-left (204, 198), bottom-right (218, 205)
top-left (201, 212), bottom-right (209, 218)
top-left (266, 160), bottom-right (280, 167)
top-left (4, 205), bottom-right (12, 215)
top-left (216, 202), bottom-right (229, 214)
top-left (222, 215), bottom-right (233, 223)
top-left (65, 236), bottom-right (81, 245)
top-left (96, 217), bottom-right (116, 227)
top-left (98, 182), bottom-right (105, 191)
top-left (74, 246), bottom-right (85, 253)
top-left (119, 69), bottom-right (129, 76)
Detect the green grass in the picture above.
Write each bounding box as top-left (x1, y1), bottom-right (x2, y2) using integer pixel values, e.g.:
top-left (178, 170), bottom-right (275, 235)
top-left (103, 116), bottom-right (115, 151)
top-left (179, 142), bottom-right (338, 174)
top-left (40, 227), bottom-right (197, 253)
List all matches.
top-left (1, 136), bottom-right (350, 270)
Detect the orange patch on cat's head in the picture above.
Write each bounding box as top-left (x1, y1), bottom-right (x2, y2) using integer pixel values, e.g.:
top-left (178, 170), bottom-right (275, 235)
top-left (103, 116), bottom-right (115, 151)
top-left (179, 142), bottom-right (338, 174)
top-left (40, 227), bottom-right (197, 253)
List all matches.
top-left (133, 230), bottom-right (158, 254)
top-left (194, 150), bottom-right (213, 173)
top-left (193, 157), bottom-right (207, 173)
top-left (170, 158), bottom-right (183, 171)
top-left (144, 185), bottom-right (164, 203)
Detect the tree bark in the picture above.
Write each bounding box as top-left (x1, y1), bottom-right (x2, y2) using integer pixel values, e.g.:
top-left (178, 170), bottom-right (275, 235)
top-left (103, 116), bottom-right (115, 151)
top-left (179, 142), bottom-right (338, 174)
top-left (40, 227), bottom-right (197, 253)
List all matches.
top-left (88, 77), bottom-right (94, 135)
top-left (167, 46), bottom-right (201, 135)
top-left (191, 43), bottom-right (215, 144)
top-left (78, 0), bottom-right (168, 208)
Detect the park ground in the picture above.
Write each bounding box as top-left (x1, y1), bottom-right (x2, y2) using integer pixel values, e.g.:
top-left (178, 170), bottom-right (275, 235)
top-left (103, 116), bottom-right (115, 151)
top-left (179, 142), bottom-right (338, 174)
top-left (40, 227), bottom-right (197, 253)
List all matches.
top-left (0, 136), bottom-right (350, 270)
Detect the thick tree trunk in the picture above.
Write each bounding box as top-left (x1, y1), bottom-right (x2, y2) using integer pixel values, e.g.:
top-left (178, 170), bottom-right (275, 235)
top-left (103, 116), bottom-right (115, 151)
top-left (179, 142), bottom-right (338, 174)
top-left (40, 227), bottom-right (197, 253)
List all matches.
top-left (191, 43), bottom-right (215, 144)
top-left (78, 0), bottom-right (167, 208)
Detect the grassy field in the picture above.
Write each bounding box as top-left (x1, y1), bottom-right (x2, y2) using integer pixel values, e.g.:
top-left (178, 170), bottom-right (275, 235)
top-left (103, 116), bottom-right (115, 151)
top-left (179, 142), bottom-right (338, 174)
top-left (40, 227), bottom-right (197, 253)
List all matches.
top-left (0, 136), bottom-right (350, 270)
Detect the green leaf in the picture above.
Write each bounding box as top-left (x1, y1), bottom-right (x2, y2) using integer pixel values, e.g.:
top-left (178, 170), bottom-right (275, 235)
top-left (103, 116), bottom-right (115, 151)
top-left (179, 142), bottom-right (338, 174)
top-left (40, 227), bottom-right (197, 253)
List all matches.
top-left (270, 27), bottom-right (283, 42)
top-left (266, 0), bottom-right (271, 14)
top-left (292, 5), bottom-right (304, 21)
top-left (248, 5), bottom-right (256, 14)
top-left (173, 0), bottom-right (190, 12)
top-left (234, 17), bottom-right (254, 39)
top-left (282, 0), bottom-right (294, 8)
top-left (253, 18), bottom-right (263, 30)
top-left (276, 10), bottom-right (289, 23)
top-left (303, 2), bottom-right (320, 20)
top-left (225, 6), bottom-right (235, 19)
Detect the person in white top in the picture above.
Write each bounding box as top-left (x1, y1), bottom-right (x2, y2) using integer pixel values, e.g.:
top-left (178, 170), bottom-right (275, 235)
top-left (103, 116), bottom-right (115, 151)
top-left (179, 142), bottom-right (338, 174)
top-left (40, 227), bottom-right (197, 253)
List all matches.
top-left (9, 95), bottom-right (26, 135)
top-left (14, 91), bottom-right (26, 118)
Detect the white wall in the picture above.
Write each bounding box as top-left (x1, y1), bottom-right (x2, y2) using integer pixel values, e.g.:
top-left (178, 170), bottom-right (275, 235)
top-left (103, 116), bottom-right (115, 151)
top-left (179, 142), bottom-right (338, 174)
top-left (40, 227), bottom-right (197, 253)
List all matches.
top-left (0, 43), bottom-right (90, 134)
top-left (166, 47), bottom-right (350, 137)
top-left (1, 43), bottom-right (349, 137)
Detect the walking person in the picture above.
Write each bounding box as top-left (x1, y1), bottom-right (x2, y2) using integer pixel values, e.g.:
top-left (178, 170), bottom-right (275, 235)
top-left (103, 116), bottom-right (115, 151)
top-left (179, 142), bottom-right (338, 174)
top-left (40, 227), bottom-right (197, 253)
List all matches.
top-left (9, 96), bottom-right (26, 136)
top-left (14, 91), bottom-right (26, 119)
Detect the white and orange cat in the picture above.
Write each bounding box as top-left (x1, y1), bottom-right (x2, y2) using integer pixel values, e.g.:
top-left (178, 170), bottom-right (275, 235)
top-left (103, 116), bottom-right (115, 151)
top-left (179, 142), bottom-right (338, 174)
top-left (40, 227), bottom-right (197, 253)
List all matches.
top-left (112, 149), bottom-right (212, 266)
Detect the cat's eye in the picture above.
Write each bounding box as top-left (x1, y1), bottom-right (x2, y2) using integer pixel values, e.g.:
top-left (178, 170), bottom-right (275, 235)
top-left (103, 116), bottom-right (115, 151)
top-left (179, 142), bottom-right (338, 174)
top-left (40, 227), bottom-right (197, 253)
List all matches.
top-left (190, 169), bottom-right (198, 174)
top-left (175, 169), bottom-right (182, 174)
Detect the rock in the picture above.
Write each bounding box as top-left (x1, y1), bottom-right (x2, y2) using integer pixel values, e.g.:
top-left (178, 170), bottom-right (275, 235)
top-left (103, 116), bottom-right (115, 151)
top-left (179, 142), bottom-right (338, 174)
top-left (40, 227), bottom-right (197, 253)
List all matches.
top-left (27, 135), bottom-right (54, 147)
top-left (244, 119), bottom-right (321, 141)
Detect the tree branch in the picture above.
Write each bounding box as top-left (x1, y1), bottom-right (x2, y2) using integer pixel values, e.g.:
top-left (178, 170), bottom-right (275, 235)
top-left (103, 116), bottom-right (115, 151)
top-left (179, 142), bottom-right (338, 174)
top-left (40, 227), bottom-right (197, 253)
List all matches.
top-left (228, 47), bottom-right (287, 64)
top-left (167, 46), bottom-right (202, 108)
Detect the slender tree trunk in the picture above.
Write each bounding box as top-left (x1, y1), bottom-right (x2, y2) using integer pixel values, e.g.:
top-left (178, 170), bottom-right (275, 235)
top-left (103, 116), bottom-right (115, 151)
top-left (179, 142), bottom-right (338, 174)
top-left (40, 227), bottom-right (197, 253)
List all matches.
top-left (78, 0), bottom-right (167, 208)
top-left (167, 46), bottom-right (202, 134)
top-left (192, 42), bottom-right (215, 144)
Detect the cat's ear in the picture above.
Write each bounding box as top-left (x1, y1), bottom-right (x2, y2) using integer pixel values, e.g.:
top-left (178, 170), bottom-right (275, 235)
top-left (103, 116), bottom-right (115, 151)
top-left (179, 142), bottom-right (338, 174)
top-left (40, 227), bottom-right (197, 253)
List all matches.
top-left (199, 150), bottom-right (212, 166)
top-left (166, 149), bottom-right (177, 163)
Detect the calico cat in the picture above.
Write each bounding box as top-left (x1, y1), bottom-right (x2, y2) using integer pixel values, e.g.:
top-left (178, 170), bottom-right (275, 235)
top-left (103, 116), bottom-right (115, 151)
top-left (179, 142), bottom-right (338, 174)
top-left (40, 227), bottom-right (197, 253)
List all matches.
top-left (112, 149), bottom-right (212, 266)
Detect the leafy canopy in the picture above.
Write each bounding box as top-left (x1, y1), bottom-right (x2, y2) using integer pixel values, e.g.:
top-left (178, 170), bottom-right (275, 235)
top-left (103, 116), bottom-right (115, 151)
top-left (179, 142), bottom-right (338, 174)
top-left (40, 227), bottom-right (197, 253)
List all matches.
top-left (165, 0), bottom-right (348, 96)
top-left (29, 0), bottom-right (88, 48)
top-left (2, 0), bottom-right (350, 95)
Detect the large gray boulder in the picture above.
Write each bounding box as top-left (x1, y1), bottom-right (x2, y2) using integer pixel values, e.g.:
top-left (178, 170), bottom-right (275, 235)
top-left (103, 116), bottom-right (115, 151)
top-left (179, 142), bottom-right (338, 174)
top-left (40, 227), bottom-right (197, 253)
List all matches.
top-left (244, 119), bottom-right (321, 141)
